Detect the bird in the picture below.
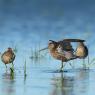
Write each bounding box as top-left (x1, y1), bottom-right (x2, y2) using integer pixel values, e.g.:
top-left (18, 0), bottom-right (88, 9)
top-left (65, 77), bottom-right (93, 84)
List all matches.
top-left (75, 41), bottom-right (88, 67)
top-left (1, 47), bottom-right (15, 69)
top-left (39, 39), bottom-right (88, 71)
top-left (75, 41), bottom-right (88, 59)
top-left (48, 40), bottom-right (77, 71)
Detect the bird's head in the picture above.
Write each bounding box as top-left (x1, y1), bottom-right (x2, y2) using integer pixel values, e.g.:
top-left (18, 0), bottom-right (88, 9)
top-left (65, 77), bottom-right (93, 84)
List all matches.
top-left (8, 47), bottom-right (12, 51)
top-left (48, 40), bottom-right (58, 50)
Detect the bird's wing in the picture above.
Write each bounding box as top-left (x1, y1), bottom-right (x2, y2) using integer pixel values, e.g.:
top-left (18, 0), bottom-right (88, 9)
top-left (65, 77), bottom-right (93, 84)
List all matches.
top-left (59, 39), bottom-right (85, 42)
top-left (58, 41), bottom-right (74, 52)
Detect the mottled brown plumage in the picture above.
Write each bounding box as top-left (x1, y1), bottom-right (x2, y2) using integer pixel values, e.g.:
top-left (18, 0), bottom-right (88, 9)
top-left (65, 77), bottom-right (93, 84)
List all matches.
top-left (48, 40), bottom-right (77, 71)
top-left (48, 39), bottom-right (88, 71)
top-left (39, 39), bottom-right (88, 71)
top-left (1, 48), bottom-right (15, 68)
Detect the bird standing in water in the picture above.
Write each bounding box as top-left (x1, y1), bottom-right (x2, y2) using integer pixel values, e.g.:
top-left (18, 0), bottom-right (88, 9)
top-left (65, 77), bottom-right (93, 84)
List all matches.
top-left (1, 48), bottom-right (15, 69)
top-left (39, 39), bottom-right (88, 71)
top-left (48, 40), bottom-right (77, 71)
top-left (75, 41), bottom-right (88, 58)
top-left (75, 41), bottom-right (88, 67)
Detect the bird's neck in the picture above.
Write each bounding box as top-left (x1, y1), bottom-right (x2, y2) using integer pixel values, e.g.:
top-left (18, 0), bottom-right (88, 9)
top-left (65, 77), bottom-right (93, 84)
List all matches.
top-left (49, 48), bottom-right (58, 56)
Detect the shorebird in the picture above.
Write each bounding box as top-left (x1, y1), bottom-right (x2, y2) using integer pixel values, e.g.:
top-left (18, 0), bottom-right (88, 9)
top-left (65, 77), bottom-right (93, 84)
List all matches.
top-left (1, 48), bottom-right (15, 69)
top-left (75, 41), bottom-right (88, 59)
top-left (39, 39), bottom-right (88, 71)
top-left (75, 41), bottom-right (88, 67)
top-left (48, 40), bottom-right (78, 71)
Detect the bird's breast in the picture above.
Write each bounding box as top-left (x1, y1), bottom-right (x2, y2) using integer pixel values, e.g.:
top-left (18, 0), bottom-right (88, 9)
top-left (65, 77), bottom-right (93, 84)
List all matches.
top-left (49, 49), bottom-right (68, 62)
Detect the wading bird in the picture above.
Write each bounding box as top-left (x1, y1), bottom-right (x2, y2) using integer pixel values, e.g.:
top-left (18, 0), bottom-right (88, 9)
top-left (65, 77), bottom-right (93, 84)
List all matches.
top-left (75, 41), bottom-right (88, 67)
top-left (48, 40), bottom-right (77, 71)
top-left (39, 39), bottom-right (88, 71)
top-left (75, 41), bottom-right (88, 59)
top-left (1, 48), bottom-right (15, 69)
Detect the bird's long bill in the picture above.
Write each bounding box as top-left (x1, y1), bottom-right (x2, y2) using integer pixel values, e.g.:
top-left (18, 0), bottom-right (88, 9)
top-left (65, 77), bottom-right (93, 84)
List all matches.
top-left (39, 47), bottom-right (48, 52)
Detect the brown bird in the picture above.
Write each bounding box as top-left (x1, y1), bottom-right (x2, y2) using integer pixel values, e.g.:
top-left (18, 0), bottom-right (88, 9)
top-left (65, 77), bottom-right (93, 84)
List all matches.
top-left (75, 41), bottom-right (88, 67)
top-left (39, 39), bottom-right (88, 71)
top-left (1, 48), bottom-right (15, 69)
top-left (75, 41), bottom-right (88, 59)
top-left (48, 40), bottom-right (77, 71)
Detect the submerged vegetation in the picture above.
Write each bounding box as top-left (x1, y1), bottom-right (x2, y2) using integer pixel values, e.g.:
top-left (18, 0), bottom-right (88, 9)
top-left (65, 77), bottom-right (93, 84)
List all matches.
top-left (10, 66), bottom-right (14, 80)
top-left (13, 46), bottom-right (18, 54)
top-left (81, 56), bottom-right (95, 69)
top-left (87, 57), bottom-right (95, 68)
top-left (24, 60), bottom-right (27, 79)
top-left (30, 45), bottom-right (48, 61)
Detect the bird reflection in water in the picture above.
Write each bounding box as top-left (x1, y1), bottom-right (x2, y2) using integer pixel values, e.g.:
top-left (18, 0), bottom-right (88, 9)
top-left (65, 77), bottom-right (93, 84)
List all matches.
top-left (50, 72), bottom-right (74, 95)
top-left (74, 69), bottom-right (89, 94)
top-left (50, 69), bottom-right (89, 95)
top-left (1, 71), bottom-right (15, 95)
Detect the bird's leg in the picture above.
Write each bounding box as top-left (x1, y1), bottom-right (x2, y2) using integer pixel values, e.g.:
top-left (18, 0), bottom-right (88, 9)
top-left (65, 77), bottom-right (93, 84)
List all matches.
top-left (11, 62), bottom-right (14, 69)
top-left (5, 64), bottom-right (7, 69)
top-left (69, 63), bottom-right (74, 69)
top-left (5, 64), bottom-right (8, 73)
top-left (59, 61), bottom-right (64, 72)
top-left (83, 59), bottom-right (86, 69)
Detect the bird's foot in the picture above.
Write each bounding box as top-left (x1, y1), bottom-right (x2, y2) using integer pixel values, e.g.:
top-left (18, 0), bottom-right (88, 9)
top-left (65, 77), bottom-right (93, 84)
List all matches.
top-left (58, 67), bottom-right (69, 72)
top-left (59, 69), bottom-right (63, 72)
top-left (58, 68), bottom-right (64, 72)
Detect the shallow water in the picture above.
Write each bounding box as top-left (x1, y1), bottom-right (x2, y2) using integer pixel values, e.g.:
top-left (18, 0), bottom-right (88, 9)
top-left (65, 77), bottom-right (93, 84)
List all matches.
top-left (0, 0), bottom-right (95, 95)
top-left (0, 58), bottom-right (95, 95)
